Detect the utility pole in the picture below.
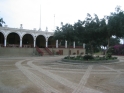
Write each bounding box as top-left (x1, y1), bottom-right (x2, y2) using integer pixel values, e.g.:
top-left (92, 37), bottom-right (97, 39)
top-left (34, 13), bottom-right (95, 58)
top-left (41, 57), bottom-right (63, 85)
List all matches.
top-left (54, 14), bottom-right (55, 31)
top-left (39, 5), bottom-right (41, 31)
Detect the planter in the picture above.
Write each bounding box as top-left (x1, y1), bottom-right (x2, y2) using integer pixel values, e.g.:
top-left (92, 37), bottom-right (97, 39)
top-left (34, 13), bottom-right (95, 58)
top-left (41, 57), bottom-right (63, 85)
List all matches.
top-left (62, 58), bottom-right (119, 63)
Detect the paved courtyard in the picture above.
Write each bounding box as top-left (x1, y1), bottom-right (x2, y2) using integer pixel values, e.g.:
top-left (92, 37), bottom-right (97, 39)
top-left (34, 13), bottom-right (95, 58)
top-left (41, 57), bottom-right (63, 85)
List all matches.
top-left (0, 56), bottom-right (124, 93)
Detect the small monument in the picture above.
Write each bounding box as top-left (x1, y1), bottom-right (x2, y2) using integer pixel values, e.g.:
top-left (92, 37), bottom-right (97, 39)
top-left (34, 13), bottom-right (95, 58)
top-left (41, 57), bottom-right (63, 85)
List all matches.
top-left (20, 24), bottom-right (23, 29)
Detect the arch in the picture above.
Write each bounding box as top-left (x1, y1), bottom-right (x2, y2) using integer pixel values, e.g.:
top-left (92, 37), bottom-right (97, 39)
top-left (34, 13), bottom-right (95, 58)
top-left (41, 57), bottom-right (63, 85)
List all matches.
top-left (0, 32), bottom-right (4, 45)
top-left (37, 34), bottom-right (46, 40)
top-left (48, 36), bottom-right (56, 48)
top-left (22, 33), bottom-right (34, 40)
top-left (36, 35), bottom-right (45, 48)
top-left (22, 34), bottom-right (33, 47)
top-left (6, 31), bottom-right (21, 40)
top-left (7, 32), bottom-right (20, 45)
top-left (0, 30), bottom-right (5, 38)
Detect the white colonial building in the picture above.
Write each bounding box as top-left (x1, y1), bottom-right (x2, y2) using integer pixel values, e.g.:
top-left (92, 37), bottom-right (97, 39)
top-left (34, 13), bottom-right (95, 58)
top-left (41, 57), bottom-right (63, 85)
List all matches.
top-left (0, 25), bottom-right (85, 56)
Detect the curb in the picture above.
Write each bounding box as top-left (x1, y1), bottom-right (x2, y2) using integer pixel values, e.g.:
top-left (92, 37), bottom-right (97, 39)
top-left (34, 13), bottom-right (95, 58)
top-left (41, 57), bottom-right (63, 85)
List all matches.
top-left (62, 59), bottom-right (119, 63)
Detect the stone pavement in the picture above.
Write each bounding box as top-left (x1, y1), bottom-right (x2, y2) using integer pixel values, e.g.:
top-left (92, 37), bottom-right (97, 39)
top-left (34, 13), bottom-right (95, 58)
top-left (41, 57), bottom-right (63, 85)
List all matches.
top-left (0, 56), bottom-right (124, 93)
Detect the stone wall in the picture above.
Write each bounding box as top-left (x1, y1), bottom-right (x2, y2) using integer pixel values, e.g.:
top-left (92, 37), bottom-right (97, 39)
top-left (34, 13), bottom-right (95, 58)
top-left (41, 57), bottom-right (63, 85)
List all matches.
top-left (0, 47), bottom-right (35, 57)
top-left (0, 47), bottom-right (85, 57)
top-left (49, 48), bottom-right (85, 55)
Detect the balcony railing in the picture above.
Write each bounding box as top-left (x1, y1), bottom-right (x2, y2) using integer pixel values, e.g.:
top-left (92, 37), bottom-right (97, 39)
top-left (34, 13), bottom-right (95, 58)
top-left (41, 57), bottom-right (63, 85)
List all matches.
top-left (6, 44), bottom-right (20, 47)
top-left (22, 44), bottom-right (33, 48)
top-left (4, 44), bottom-right (33, 48)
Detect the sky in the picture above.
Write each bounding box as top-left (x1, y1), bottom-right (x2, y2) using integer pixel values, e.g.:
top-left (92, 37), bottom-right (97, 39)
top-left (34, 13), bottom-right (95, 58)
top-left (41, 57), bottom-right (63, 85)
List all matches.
top-left (0, 0), bottom-right (124, 32)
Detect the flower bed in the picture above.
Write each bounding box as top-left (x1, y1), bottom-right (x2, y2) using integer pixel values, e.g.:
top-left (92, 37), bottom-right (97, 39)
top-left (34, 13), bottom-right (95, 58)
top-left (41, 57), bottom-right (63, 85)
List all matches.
top-left (62, 55), bottom-right (119, 63)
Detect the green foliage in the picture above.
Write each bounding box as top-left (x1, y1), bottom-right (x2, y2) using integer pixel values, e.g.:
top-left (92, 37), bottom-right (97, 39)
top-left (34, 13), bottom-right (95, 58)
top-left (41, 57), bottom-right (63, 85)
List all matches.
top-left (54, 23), bottom-right (78, 43)
top-left (64, 55), bottom-right (117, 61)
top-left (83, 55), bottom-right (94, 60)
top-left (107, 53), bottom-right (112, 58)
top-left (64, 56), bottom-right (69, 59)
top-left (54, 6), bottom-right (124, 57)
top-left (0, 18), bottom-right (5, 27)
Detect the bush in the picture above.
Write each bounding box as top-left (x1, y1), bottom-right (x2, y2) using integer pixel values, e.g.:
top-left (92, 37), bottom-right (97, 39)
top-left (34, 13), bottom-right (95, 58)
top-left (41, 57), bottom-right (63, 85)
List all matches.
top-left (105, 58), bottom-right (109, 60)
top-left (64, 55), bottom-right (117, 61)
top-left (80, 52), bottom-right (84, 55)
top-left (112, 57), bottom-right (118, 59)
top-left (64, 56), bottom-right (69, 59)
top-left (107, 53), bottom-right (112, 58)
top-left (70, 56), bottom-right (75, 59)
top-left (83, 55), bottom-right (94, 60)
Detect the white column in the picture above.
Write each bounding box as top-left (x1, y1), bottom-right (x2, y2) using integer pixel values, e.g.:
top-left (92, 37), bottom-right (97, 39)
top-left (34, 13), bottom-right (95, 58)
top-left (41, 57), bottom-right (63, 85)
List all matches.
top-left (34, 40), bottom-right (36, 47)
top-left (46, 40), bottom-right (48, 47)
top-left (56, 40), bottom-right (58, 48)
top-left (20, 39), bottom-right (22, 47)
top-left (73, 41), bottom-right (75, 48)
top-left (65, 40), bottom-right (67, 48)
top-left (4, 37), bottom-right (6, 47)
top-left (83, 43), bottom-right (85, 49)
top-left (123, 38), bottom-right (124, 44)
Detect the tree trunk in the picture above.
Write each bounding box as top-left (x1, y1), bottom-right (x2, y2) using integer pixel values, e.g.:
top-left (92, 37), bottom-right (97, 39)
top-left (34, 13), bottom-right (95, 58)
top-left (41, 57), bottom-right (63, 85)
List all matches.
top-left (90, 42), bottom-right (93, 55)
top-left (105, 38), bottom-right (110, 58)
top-left (68, 42), bottom-right (71, 59)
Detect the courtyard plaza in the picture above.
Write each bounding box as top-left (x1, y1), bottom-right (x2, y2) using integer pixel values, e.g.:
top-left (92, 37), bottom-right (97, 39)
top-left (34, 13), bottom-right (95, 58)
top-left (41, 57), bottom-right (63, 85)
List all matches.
top-left (0, 56), bottom-right (124, 93)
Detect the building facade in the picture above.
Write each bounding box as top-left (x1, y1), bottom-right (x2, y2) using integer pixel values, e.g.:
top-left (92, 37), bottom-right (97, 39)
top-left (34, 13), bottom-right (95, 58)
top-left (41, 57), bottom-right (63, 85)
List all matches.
top-left (0, 25), bottom-right (85, 56)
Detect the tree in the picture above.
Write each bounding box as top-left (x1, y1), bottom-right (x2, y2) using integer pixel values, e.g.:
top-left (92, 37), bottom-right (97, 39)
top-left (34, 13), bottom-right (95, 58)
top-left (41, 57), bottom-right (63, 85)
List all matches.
top-left (54, 6), bottom-right (124, 57)
top-left (0, 18), bottom-right (5, 27)
top-left (96, 6), bottom-right (124, 57)
top-left (107, 6), bottom-right (124, 46)
top-left (109, 37), bottom-right (120, 46)
top-left (73, 20), bottom-right (85, 42)
top-left (54, 23), bottom-right (78, 58)
top-left (83, 13), bottom-right (101, 54)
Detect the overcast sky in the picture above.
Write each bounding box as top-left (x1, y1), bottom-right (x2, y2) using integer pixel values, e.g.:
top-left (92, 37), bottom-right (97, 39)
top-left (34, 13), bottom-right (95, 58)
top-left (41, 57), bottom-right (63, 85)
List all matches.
top-left (0, 0), bottom-right (124, 32)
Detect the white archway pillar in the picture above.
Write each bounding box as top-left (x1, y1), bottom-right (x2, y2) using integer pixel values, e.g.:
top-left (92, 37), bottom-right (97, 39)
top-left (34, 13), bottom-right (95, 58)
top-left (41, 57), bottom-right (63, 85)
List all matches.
top-left (20, 39), bottom-right (22, 47)
top-left (56, 40), bottom-right (58, 48)
top-left (65, 40), bottom-right (67, 48)
top-left (34, 40), bottom-right (36, 47)
top-left (46, 40), bottom-right (48, 47)
top-left (4, 37), bottom-right (6, 47)
top-left (45, 38), bottom-right (48, 48)
top-left (73, 41), bottom-right (75, 48)
top-left (83, 43), bottom-right (85, 49)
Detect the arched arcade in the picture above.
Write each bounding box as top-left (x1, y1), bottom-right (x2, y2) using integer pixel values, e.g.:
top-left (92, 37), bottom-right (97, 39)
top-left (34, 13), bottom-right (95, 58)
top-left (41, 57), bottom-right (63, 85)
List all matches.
top-left (0, 32), bottom-right (4, 46)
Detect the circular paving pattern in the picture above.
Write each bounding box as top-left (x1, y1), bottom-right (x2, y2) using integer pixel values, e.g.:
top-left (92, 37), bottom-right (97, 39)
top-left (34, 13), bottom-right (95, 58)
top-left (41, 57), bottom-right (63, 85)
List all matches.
top-left (0, 56), bottom-right (124, 93)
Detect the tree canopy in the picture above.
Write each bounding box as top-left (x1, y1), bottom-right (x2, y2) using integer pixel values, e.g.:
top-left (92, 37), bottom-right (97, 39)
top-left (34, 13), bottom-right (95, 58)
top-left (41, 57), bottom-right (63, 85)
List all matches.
top-left (0, 17), bottom-right (5, 27)
top-left (53, 6), bottom-right (124, 55)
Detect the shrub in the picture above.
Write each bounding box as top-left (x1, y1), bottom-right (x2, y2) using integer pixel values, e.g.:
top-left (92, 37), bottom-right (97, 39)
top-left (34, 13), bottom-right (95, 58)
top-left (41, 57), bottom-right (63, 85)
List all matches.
top-left (96, 55), bottom-right (99, 58)
top-left (83, 55), bottom-right (94, 60)
top-left (64, 56), bottom-right (69, 59)
top-left (112, 57), bottom-right (118, 59)
top-left (105, 57), bottom-right (109, 60)
top-left (70, 56), bottom-right (75, 59)
top-left (80, 52), bottom-right (84, 55)
top-left (107, 53), bottom-right (112, 58)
